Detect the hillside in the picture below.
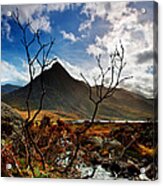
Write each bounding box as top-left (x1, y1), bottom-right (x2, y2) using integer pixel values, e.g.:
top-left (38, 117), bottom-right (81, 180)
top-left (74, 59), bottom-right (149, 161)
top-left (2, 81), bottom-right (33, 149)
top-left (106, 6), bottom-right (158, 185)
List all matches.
top-left (2, 62), bottom-right (154, 120)
top-left (1, 102), bottom-right (23, 139)
top-left (1, 84), bottom-right (21, 94)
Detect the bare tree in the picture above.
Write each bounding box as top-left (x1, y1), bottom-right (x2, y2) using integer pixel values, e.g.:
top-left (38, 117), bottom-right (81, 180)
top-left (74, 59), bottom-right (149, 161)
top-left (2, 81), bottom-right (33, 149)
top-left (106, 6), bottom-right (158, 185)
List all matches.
top-left (63, 42), bottom-right (132, 174)
top-left (11, 8), bottom-right (57, 176)
top-left (81, 42), bottom-right (132, 128)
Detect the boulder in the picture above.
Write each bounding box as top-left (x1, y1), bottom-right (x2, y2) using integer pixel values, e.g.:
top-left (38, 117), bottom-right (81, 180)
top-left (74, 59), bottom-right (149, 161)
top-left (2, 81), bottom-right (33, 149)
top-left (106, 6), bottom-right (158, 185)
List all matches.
top-left (1, 102), bottom-right (24, 139)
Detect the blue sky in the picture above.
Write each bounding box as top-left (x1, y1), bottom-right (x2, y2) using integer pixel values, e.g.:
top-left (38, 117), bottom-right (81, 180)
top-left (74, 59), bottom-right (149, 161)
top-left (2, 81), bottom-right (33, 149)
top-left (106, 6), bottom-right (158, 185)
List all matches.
top-left (1, 2), bottom-right (157, 98)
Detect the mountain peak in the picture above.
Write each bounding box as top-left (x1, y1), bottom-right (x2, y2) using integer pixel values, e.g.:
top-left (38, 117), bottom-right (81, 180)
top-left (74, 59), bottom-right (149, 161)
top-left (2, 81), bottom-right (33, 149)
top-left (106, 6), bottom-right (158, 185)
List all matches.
top-left (51, 61), bottom-right (65, 70)
top-left (43, 61), bottom-right (72, 82)
top-left (50, 61), bottom-right (70, 75)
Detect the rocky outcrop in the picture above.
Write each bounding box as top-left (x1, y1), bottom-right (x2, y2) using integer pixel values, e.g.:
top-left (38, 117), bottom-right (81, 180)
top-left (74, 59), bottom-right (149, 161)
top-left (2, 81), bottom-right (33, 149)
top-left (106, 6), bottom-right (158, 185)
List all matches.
top-left (1, 102), bottom-right (24, 139)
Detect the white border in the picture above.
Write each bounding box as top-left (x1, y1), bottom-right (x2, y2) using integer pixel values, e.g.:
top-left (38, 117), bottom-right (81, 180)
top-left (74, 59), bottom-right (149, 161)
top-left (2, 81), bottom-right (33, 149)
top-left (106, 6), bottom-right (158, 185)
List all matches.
top-left (0, 0), bottom-right (162, 186)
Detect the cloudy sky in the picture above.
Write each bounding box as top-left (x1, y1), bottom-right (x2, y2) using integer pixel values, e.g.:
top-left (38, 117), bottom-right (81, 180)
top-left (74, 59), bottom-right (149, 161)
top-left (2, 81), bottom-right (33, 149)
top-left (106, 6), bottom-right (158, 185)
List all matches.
top-left (1, 1), bottom-right (157, 98)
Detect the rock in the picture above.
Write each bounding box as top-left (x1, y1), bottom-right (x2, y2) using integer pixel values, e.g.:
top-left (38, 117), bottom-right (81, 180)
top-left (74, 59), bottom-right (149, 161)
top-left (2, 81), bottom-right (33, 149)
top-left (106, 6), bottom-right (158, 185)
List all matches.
top-left (126, 164), bottom-right (140, 178)
top-left (1, 102), bottom-right (24, 139)
top-left (139, 173), bottom-right (150, 181)
top-left (101, 162), bottom-right (110, 171)
top-left (109, 162), bottom-right (122, 177)
top-left (145, 163), bottom-right (158, 180)
top-left (107, 139), bottom-right (122, 148)
top-left (93, 165), bottom-right (113, 180)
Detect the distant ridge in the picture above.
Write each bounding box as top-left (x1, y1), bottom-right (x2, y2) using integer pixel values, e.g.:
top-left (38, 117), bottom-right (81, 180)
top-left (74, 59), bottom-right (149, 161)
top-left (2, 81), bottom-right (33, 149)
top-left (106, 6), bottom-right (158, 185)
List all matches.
top-left (1, 84), bottom-right (21, 94)
top-left (2, 62), bottom-right (154, 120)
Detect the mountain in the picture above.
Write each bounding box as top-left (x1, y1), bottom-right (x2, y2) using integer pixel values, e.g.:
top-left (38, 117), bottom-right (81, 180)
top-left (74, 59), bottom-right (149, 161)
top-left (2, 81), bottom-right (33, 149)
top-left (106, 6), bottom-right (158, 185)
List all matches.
top-left (1, 84), bottom-right (21, 94)
top-left (2, 62), bottom-right (154, 120)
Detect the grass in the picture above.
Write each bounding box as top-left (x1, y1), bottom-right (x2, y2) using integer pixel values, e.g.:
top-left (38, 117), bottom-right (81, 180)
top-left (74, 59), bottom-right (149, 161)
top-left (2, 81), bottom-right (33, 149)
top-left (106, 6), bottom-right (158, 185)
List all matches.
top-left (15, 109), bottom-right (79, 122)
top-left (1, 109), bottom-right (157, 179)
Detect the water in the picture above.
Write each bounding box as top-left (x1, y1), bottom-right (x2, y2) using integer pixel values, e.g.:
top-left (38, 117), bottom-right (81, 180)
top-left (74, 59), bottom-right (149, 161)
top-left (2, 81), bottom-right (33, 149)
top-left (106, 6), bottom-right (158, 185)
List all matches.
top-left (80, 165), bottom-right (114, 180)
top-left (80, 164), bottom-right (150, 180)
top-left (71, 119), bottom-right (150, 125)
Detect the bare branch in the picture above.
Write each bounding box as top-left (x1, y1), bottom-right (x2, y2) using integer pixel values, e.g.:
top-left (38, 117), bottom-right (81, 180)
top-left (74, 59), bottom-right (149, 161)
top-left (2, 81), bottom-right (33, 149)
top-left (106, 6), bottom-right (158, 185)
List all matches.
top-left (65, 42), bottom-right (132, 173)
top-left (45, 38), bottom-right (55, 61)
top-left (81, 73), bottom-right (96, 104)
top-left (44, 58), bottom-right (57, 67)
top-left (12, 8), bottom-right (56, 173)
top-left (27, 33), bottom-right (36, 47)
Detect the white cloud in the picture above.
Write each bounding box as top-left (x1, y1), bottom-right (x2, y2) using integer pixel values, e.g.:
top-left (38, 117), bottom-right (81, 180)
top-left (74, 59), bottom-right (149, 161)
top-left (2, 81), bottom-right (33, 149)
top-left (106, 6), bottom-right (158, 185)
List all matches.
top-left (78, 2), bottom-right (155, 98)
top-left (78, 17), bottom-right (94, 32)
top-left (86, 43), bottom-right (104, 56)
top-left (46, 3), bottom-right (71, 12)
top-left (1, 60), bottom-right (29, 85)
top-left (1, 59), bottom-right (47, 86)
top-left (60, 30), bottom-right (80, 43)
top-left (79, 2), bottom-right (110, 32)
top-left (2, 4), bottom-right (51, 33)
top-left (46, 3), bottom-right (82, 13)
top-left (1, 3), bottom-right (80, 35)
top-left (30, 15), bottom-right (51, 33)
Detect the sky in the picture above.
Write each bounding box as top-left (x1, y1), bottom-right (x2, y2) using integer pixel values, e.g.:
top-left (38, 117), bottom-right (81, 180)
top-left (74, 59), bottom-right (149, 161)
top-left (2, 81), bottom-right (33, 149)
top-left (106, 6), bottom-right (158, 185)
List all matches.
top-left (1, 1), bottom-right (157, 98)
